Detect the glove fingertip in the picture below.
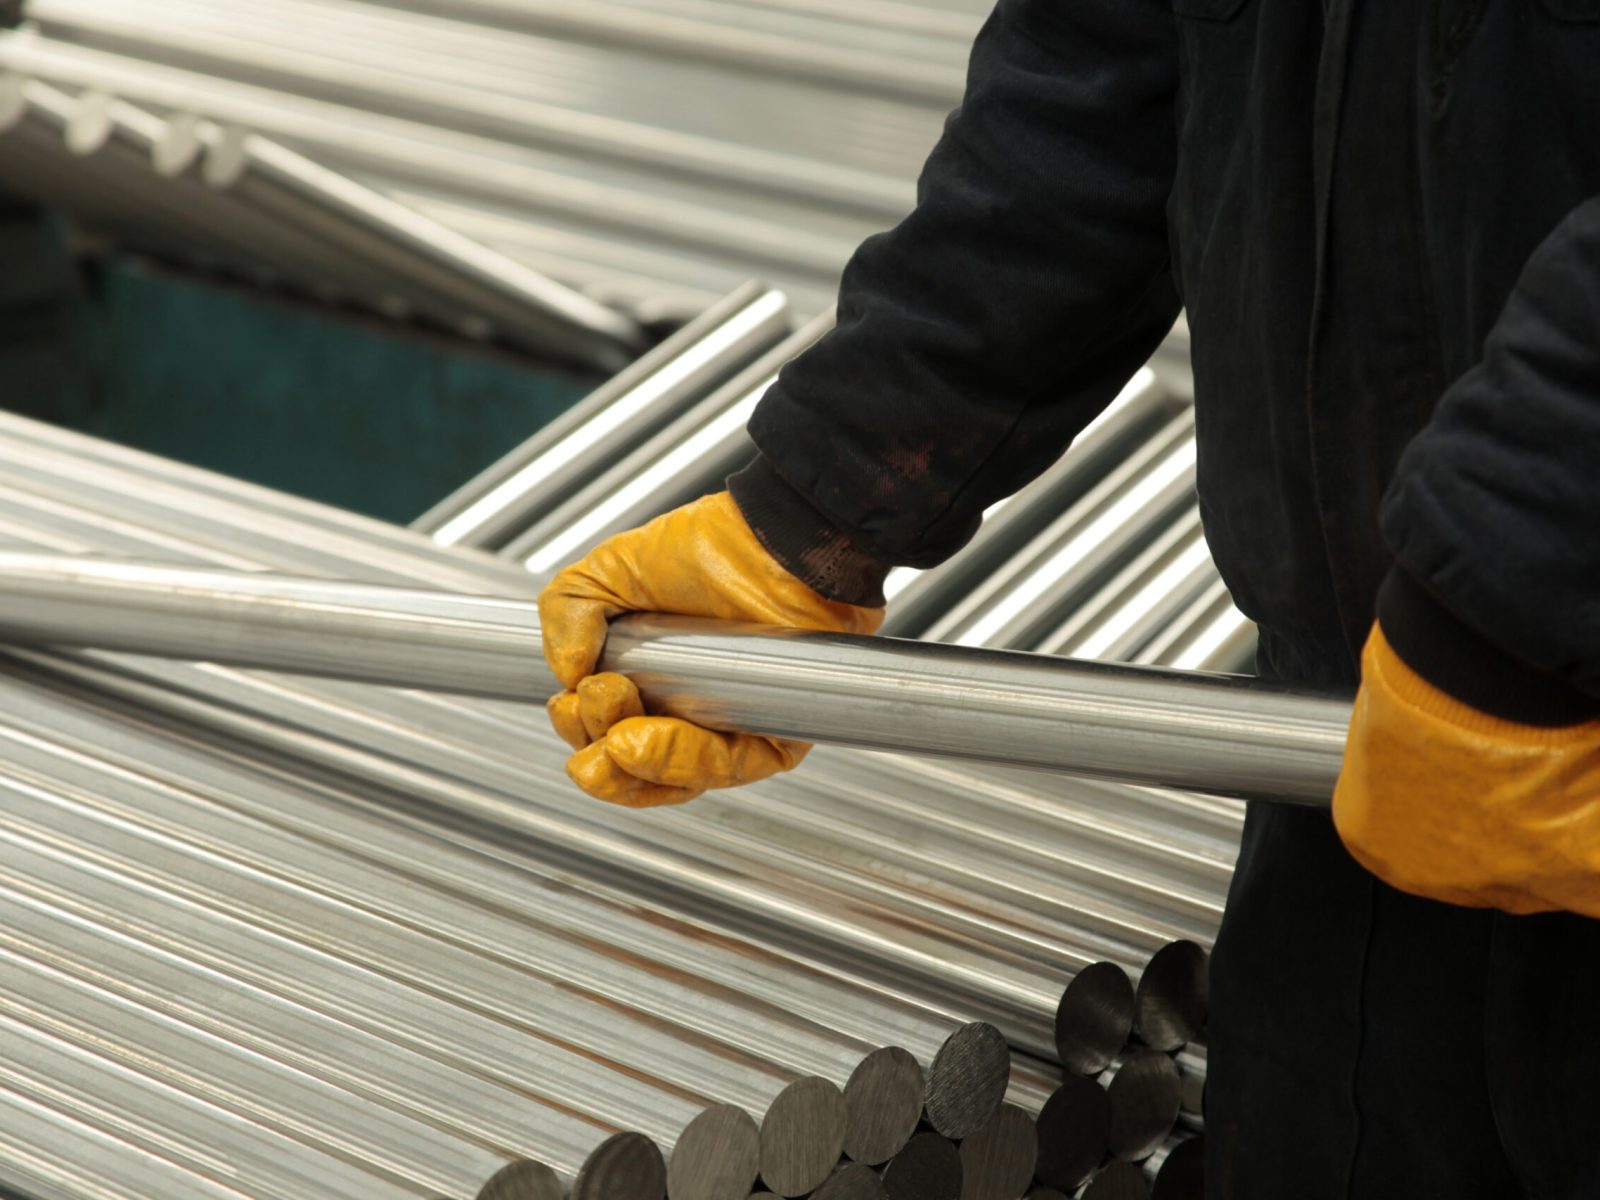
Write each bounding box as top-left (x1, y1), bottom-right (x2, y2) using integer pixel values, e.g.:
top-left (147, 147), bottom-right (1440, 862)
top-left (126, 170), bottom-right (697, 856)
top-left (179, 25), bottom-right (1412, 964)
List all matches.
top-left (566, 741), bottom-right (624, 800)
top-left (546, 691), bottom-right (590, 751)
top-left (537, 597), bottom-right (609, 690)
top-left (577, 672), bottom-right (646, 739)
top-left (565, 740), bottom-right (700, 808)
top-left (602, 716), bottom-right (682, 776)
top-left (616, 782), bottom-right (704, 809)
top-left (548, 646), bottom-right (600, 692)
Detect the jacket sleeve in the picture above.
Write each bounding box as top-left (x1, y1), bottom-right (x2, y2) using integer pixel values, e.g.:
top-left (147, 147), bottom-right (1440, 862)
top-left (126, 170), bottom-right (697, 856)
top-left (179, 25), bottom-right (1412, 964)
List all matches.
top-left (1378, 193), bottom-right (1600, 711)
top-left (728, 0), bottom-right (1181, 606)
top-left (1333, 196), bottom-right (1600, 922)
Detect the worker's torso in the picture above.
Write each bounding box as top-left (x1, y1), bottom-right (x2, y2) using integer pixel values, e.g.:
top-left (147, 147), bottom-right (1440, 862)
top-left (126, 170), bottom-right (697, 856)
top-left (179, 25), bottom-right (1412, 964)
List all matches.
top-left (1166, 0), bottom-right (1600, 683)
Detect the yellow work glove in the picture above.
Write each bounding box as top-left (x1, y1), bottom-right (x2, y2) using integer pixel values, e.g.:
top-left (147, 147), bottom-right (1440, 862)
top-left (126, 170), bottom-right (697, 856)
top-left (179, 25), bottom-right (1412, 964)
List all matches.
top-left (1334, 623), bottom-right (1600, 918)
top-left (538, 490), bottom-right (884, 807)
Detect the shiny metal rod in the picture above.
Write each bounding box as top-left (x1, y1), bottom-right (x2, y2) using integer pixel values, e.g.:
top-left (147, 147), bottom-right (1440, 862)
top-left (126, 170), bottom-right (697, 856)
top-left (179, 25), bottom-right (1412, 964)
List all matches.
top-left (504, 310), bottom-right (835, 574)
top-left (418, 282), bottom-right (792, 549)
top-left (878, 370), bottom-right (1183, 638)
top-left (0, 553), bottom-right (1347, 803)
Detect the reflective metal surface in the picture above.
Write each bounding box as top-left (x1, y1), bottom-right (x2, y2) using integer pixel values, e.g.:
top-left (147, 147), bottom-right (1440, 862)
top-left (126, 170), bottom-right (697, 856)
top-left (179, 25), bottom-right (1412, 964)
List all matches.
top-left (420, 283), bottom-right (793, 549)
top-left (605, 616), bottom-right (1345, 805)
top-left (505, 311), bottom-right (834, 573)
top-left (0, 552), bottom-right (1347, 803)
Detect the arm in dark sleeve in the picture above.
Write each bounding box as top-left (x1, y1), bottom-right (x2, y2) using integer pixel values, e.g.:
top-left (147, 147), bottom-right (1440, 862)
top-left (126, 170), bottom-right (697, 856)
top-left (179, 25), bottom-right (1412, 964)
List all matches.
top-left (729, 0), bottom-right (1181, 605)
top-left (1379, 194), bottom-right (1600, 717)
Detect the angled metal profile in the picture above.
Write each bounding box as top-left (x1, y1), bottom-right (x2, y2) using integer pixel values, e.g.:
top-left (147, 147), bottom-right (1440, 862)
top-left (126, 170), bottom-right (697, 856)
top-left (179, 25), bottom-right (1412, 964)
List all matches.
top-left (0, 73), bottom-right (645, 369)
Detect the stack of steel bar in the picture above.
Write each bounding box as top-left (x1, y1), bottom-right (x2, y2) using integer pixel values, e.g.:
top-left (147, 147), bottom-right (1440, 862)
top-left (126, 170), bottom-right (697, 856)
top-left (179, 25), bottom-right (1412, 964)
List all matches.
top-left (0, 393), bottom-right (1252, 1198)
top-left (0, 72), bottom-right (645, 369)
top-left (0, 300), bottom-right (1273, 1195)
top-left (421, 303), bottom-right (1252, 1191)
top-left (422, 281), bottom-right (796, 552)
top-left (0, 294), bottom-right (1235, 1200)
top-left (0, 7), bottom-right (1265, 1197)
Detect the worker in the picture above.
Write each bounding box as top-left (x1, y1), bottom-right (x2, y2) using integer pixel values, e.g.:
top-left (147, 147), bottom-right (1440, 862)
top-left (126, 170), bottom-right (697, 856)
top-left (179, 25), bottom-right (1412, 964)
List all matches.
top-left (540, 4), bottom-right (1600, 1195)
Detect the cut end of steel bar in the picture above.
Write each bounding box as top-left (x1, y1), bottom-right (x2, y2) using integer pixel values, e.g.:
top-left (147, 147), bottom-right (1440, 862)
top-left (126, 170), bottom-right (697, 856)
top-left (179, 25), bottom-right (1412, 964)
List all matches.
top-left (1174, 1048), bottom-right (1205, 1120)
top-left (810, 1163), bottom-right (888, 1200)
top-left (924, 1021), bottom-right (1010, 1139)
top-left (1134, 942), bottom-right (1208, 1053)
top-left (668, 1103), bottom-right (761, 1200)
top-left (1082, 1161), bottom-right (1150, 1200)
top-left (758, 1076), bottom-right (846, 1198)
top-left (957, 1102), bottom-right (1037, 1200)
top-left (1055, 962), bottom-right (1135, 1075)
top-left (1034, 1075), bottom-right (1111, 1192)
top-left (476, 1158), bottom-right (565, 1200)
top-left (1106, 1051), bottom-right (1182, 1163)
top-left (574, 1131), bottom-right (668, 1200)
top-left (842, 1046), bottom-right (925, 1166)
top-left (1149, 1136), bottom-right (1205, 1200)
top-left (881, 1131), bottom-right (961, 1200)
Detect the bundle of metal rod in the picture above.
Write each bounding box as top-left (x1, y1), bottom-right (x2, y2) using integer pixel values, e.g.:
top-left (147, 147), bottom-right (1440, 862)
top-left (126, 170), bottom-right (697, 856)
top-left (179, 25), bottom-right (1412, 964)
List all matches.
top-left (0, 265), bottom-right (1245, 1199)
top-left (0, 612), bottom-right (1067, 1192)
top-left (0, 572), bottom-right (1235, 1196)
top-left (0, 360), bottom-right (1248, 1049)
top-left (0, 397), bottom-right (1247, 1092)
top-left (0, 364), bottom-right (1248, 1024)
top-left (0, 528), bottom-right (1254, 1049)
top-left (420, 282), bottom-right (794, 550)
top-left (0, 412), bottom-right (1190, 1196)
top-left (502, 311), bottom-right (836, 575)
top-left (1013, 941), bottom-right (1207, 1193)
top-left (406, 302), bottom-right (1241, 1145)
top-left (457, 1053), bottom-right (1156, 1200)
top-left (0, 8), bottom-right (916, 317)
top-left (0, 72), bottom-right (644, 368)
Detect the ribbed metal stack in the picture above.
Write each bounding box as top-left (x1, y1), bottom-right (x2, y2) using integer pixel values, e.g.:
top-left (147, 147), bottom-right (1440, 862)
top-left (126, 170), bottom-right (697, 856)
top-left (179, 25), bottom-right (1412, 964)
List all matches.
top-left (0, 0), bottom-right (1193, 393)
top-left (0, 0), bottom-right (983, 320)
top-left (0, 73), bottom-right (646, 369)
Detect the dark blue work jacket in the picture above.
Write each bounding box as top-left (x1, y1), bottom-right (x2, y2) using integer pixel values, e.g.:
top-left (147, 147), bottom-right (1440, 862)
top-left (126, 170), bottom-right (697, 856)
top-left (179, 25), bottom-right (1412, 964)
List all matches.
top-left (731, 0), bottom-right (1600, 698)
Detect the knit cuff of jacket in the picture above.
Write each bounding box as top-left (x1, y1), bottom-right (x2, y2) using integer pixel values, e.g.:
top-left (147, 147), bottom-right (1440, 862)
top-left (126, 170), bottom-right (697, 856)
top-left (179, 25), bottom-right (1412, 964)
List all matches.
top-left (1376, 564), bottom-right (1600, 727)
top-left (727, 455), bottom-right (891, 608)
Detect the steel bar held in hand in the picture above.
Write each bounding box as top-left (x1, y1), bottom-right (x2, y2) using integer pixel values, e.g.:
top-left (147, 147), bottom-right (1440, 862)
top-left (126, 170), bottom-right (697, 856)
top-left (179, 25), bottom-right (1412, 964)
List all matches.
top-left (0, 553), bottom-right (1350, 804)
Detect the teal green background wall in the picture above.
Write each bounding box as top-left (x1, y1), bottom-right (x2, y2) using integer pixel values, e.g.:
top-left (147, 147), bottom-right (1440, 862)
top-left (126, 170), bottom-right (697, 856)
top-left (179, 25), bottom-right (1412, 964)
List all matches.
top-left (0, 199), bottom-right (604, 524)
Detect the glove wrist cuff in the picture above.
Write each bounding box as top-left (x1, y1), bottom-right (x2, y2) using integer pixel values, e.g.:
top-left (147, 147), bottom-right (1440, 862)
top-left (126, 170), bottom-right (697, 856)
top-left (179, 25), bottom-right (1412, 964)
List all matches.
top-left (1376, 564), bottom-right (1600, 727)
top-left (727, 455), bottom-right (890, 607)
